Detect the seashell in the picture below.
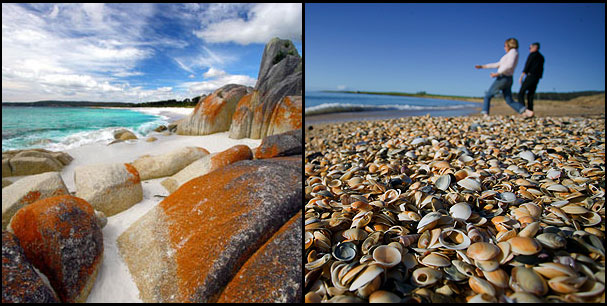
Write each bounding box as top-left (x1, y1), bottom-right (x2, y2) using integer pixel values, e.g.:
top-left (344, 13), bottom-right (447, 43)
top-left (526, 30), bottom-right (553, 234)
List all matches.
top-left (533, 262), bottom-right (576, 279)
top-left (438, 228), bottom-right (471, 250)
top-left (580, 211), bottom-right (602, 226)
top-left (420, 252), bottom-right (451, 267)
top-left (547, 169), bottom-right (562, 180)
top-left (349, 264), bottom-right (384, 291)
top-left (412, 267), bottom-right (443, 287)
top-left (402, 252), bottom-right (417, 270)
top-left (508, 236), bottom-right (542, 255)
top-left (444, 264), bottom-right (467, 282)
top-left (507, 292), bottom-right (544, 303)
top-left (495, 192), bottom-right (516, 203)
top-left (399, 234), bottom-right (420, 247)
top-left (368, 290), bottom-right (401, 303)
top-left (547, 184), bottom-right (569, 192)
top-left (467, 242), bottom-right (500, 261)
top-left (416, 211), bottom-right (442, 233)
top-left (305, 231), bottom-right (314, 249)
top-left (379, 189), bottom-right (401, 204)
top-left (327, 295), bottom-right (366, 303)
top-left (535, 233), bottom-right (567, 249)
top-left (362, 231), bottom-right (382, 254)
top-left (495, 241), bottom-right (513, 265)
top-left (547, 276), bottom-right (587, 294)
top-left (453, 259), bottom-right (475, 277)
top-left (510, 266), bottom-right (548, 296)
top-left (474, 258), bottom-right (500, 272)
top-left (518, 221), bottom-right (540, 238)
top-left (561, 203), bottom-right (589, 214)
top-left (435, 174), bottom-right (451, 191)
top-left (372, 245), bottom-right (401, 268)
top-left (411, 137), bottom-right (426, 146)
top-left (519, 150), bottom-right (535, 162)
top-left (520, 203), bottom-right (542, 219)
top-left (433, 160), bottom-right (452, 169)
top-left (449, 202), bottom-right (471, 221)
top-left (514, 178), bottom-right (534, 187)
top-left (305, 253), bottom-right (332, 271)
top-left (457, 178), bottom-right (481, 192)
top-left (356, 274), bottom-right (381, 299)
top-left (314, 231), bottom-right (332, 251)
top-left (341, 263), bottom-right (368, 285)
top-left (469, 276), bottom-right (496, 296)
top-left (482, 268), bottom-right (509, 288)
top-left (467, 293), bottom-right (497, 303)
top-left (343, 228), bottom-right (369, 241)
top-left (333, 242), bottom-right (357, 262)
top-left (573, 279), bottom-right (605, 298)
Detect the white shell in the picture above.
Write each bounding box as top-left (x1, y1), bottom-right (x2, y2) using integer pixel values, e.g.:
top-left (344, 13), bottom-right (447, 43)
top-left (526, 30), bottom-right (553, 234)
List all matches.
top-left (417, 211), bottom-right (442, 231)
top-left (435, 174), bottom-right (451, 191)
top-left (495, 192), bottom-right (516, 203)
top-left (547, 184), bottom-right (568, 192)
top-left (546, 169), bottom-right (561, 180)
top-left (449, 202), bottom-right (471, 221)
top-left (349, 264), bottom-right (384, 291)
top-left (519, 150), bottom-right (535, 162)
top-left (457, 178), bottom-right (481, 192)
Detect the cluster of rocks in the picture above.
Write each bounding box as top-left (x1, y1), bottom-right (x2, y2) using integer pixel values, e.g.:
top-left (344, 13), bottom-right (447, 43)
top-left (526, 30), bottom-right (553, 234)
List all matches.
top-left (117, 128), bottom-right (302, 303)
top-left (2, 148), bottom-right (73, 179)
top-left (2, 128), bottom-right (302, 303)
top-left (177, 37), bottom-right (302, 140)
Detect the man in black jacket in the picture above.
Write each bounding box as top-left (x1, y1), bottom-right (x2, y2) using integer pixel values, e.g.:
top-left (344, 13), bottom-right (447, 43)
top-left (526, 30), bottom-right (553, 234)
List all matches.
top-left (518, 42), bottom-right (544, 112)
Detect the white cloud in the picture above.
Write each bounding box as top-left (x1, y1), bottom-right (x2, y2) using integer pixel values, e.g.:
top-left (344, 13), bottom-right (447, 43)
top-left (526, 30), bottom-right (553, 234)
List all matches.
top-left (203, 67), bottom-right (226, 79)
top-left (337, 85), bottom-right (347, 90)
top-left (179, 67), bottom-right (256, 96)
top-left (194, 3), bottom-right (302, 45)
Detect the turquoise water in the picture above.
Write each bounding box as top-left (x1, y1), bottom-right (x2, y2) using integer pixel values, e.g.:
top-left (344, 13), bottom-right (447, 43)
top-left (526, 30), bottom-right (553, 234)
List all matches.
top-left (2, 106), bottom-right (168, 152)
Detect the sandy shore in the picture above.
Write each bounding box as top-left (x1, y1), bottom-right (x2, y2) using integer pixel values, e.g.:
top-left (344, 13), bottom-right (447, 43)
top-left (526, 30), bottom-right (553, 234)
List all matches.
top-left (305, 93), bottom-right (605, 125)
top-left (5, 131), bottom-right (261, 302)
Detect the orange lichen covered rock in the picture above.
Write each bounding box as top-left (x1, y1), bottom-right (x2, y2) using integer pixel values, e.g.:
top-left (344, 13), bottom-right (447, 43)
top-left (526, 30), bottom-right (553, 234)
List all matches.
top-left (9, 195), bottom-right (103, 303)
top-left (228, 38), bottom-right (302, 140)
top-left (2, 171), bottom-right (68, 230)
top-left (177, 84), bottom-right (251, 136)
top-left (254, 129), bottom-right (302, 159)
top-left (74, 162), bottom-right (143, 216)
top-left (2, 231), bottom-right (60, 303)
top-left (118, 157), bottom-right (301, 302)
top-left (160, 145), bottom-right (253, 193)
top-left (267, 96), bottom-right (302, 136)
top-left (217, 211), bottom-right (302, 303)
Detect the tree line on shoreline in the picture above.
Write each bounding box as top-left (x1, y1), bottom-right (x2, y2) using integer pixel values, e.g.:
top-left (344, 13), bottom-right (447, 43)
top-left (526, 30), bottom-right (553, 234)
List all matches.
top-left (1, 96), bottom-right (205, 108)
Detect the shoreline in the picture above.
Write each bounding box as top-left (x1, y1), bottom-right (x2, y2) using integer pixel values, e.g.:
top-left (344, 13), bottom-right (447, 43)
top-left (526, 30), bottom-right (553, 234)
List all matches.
top-left (305, 93), bottom-right (605, 125)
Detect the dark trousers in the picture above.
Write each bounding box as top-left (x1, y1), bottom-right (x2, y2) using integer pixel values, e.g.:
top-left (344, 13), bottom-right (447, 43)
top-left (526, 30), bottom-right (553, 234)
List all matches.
top-left (518, 75), bottom-right (540, 111)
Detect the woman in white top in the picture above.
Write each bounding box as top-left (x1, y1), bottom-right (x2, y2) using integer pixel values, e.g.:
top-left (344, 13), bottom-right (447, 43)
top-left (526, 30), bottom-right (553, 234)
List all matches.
top-left (475, 38), bottom-right (534, 118)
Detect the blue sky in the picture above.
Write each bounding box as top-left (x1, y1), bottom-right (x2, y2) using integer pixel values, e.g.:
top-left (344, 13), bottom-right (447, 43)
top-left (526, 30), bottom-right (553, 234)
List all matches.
top-left (305, 3), bottom-right (605, 96)
top-left (2, 3), bottom-right (302, 102)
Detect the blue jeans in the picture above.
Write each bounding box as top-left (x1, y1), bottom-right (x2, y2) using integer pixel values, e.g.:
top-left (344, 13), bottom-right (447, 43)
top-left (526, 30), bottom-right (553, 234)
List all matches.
top-left (482, 75), bottom-right (527, 115)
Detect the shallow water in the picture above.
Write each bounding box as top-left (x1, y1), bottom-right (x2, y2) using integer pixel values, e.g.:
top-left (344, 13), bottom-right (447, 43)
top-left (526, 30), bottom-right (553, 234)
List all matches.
top-left (2, 106), bottom-right (168, 152)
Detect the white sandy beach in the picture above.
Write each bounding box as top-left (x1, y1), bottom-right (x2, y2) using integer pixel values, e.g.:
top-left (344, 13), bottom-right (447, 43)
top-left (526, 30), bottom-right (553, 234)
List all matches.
top-left (4, 112), bottom-right (262, 302)
top-left (72, 131), bottom-right (260, 302)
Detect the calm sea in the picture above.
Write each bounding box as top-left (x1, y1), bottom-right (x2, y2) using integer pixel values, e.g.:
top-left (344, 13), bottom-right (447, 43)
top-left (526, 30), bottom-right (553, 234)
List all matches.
top-left (2, 106), bottom-right (170, 152)
top-left (305, 91), bottom-right (479, 116)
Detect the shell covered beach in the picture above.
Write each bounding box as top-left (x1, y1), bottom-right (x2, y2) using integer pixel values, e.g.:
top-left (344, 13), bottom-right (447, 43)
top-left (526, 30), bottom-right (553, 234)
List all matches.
top-left (304, 114), bottom-right (605, 303)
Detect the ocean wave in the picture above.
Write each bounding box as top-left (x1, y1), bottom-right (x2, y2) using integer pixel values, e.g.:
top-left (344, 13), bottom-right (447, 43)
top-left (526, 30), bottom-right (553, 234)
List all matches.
top-left (305, 103), bottom-right (474, 116)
